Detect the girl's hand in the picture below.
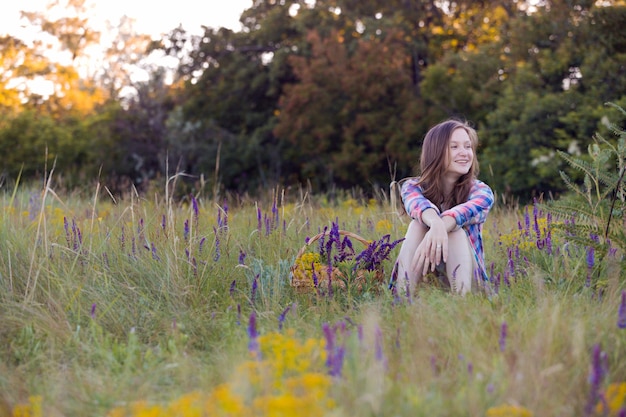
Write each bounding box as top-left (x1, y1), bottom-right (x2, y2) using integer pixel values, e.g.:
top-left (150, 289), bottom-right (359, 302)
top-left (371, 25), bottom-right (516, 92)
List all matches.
top-left (411, 229), bottom-right (447, 276)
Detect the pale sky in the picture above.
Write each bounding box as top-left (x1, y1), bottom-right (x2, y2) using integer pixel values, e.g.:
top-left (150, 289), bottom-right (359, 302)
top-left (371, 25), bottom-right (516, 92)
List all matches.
top-left (1, 0), bottom-right (251, 39)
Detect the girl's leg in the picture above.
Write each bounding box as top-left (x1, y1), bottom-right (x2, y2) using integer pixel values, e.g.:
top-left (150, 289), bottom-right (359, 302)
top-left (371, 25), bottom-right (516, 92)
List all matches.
top-left (394, 220), bottom-right (428, 294)
top-left (445, 228), bottom-right (476, 295)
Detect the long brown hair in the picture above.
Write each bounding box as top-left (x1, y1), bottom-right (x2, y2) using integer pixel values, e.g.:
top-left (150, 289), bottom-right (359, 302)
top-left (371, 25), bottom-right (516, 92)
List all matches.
top-left (417, 119), bottom-right (479, 210)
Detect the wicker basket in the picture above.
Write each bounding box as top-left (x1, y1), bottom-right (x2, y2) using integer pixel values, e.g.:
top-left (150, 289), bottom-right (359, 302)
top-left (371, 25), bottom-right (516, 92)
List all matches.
top-left (290, 230), bottom-right (385, 293)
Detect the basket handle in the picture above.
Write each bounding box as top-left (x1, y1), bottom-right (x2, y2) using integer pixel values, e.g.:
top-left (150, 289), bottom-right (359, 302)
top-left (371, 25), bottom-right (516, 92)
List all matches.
top-left (295, 230), bottom-right (370, 259)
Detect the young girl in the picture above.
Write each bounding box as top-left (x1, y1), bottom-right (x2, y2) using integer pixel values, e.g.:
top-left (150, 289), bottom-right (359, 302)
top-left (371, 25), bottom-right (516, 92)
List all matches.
top-left (391, 119), bottom-right (494, 295)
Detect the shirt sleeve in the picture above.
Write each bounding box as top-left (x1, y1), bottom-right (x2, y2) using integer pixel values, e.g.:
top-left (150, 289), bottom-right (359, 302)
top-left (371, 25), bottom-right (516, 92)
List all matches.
top-left (441, 180), bottom-right (494, 227)
top-left (400, 178), bottom-right (440, 223)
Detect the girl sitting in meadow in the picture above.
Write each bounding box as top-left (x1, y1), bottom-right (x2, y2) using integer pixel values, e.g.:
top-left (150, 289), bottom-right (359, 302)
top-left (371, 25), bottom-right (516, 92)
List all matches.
top-left (391, 118), bottom-right (494, 295)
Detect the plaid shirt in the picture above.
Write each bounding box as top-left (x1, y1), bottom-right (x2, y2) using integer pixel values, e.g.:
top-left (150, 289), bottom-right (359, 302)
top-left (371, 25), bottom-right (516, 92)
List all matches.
top-left (400, 177), bottom-right (494, 280)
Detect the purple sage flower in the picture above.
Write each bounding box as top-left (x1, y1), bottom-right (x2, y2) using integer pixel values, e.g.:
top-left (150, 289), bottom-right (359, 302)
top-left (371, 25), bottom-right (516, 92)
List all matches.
top-left (322, 322), bottom-right (345, 377)
top-left (586, 246), bottom-right (595, 287)
top-left (311, 263), bottom-right (319, 288)
top-left (213, 227), bottom-right (220, 262)
top-left (183, 219), bottom-right (190, 240)
top-left (278, 304), bottom-right (291, 331)
top-left (238, 249), bottom-right (246, 265)
top-left (90, 303), bottom-right (96, 319)
top-left (499, 321), bottom-right (507, 352)
top-left (151, 242), bottom-right (160, 261)
top-left (248, 311), bottom-right (259, 356)
top-left (585, 343), bottom-right (606, 416)
top-left (191, 194), bottom-right (199, 223)
top-left (251, 274), bottom-right (258, 304)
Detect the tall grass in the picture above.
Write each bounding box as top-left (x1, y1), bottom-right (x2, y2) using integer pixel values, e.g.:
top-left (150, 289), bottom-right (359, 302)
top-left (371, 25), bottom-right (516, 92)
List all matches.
top-left (0, 181), bottom-right (624, 417)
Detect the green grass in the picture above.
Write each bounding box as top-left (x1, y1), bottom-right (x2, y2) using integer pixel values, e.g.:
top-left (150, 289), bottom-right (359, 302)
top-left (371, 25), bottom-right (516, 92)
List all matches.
top-left (0, 182), bottom-right (624, 416)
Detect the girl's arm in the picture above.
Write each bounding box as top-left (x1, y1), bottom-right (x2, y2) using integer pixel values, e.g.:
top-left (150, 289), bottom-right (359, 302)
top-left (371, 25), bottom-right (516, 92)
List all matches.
top-left (441, 180), bottom-right (494, 228)
top-left (400, 178), bottom-right (439, 222)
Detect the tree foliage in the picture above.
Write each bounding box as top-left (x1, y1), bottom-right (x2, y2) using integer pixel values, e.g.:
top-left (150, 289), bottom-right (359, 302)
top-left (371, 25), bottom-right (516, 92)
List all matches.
top-left (1, 0), bottom-right (626, 201)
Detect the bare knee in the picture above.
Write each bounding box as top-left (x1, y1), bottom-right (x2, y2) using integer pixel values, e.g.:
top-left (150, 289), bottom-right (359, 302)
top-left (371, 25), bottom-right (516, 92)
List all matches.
top-left (446, 229), bottom-right (474, 295)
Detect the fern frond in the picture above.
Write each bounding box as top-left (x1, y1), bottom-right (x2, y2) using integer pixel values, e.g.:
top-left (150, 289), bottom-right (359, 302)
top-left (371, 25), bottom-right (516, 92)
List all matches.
top-left (539, 199), bottom-right (602, 224)
top-left (558, 171), bottom-right (584, 197)
top-left (557, 150), bottom-right (598, 180)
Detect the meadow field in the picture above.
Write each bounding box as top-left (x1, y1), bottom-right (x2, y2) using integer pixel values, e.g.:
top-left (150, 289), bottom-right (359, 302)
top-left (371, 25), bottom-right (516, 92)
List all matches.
top-left (0, 178), bottom-right (625, 417)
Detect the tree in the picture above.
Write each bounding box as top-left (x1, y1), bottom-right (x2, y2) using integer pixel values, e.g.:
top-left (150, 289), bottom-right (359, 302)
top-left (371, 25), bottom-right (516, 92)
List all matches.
top-left (274, 29), bottom-right (423, 189)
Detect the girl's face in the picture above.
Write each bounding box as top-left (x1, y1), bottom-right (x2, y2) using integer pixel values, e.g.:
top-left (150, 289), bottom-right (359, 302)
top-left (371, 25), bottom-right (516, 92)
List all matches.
top-left (444, 128), bottom-right (474, 179)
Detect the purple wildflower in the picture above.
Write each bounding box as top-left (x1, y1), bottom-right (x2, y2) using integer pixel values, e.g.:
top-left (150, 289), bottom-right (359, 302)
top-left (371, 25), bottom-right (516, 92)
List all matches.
top-left (586, 246), bottom-right (595, 287)
top-left (388, 261), bottom-right (399, 291)
top-left (532, 201), bottom-right (540, 240)
top-left (120, 225), bottom-right (126, 251)
top-left (151, 242), bottom-right (160, 261)
top-left (237, 304), bottom-right (241, 325)
top-left (90, 303), bottom-right (96, 319)
top-left (213, 227), bottom-right (220, 262)
top-left (524, 206), bottom-right (530, 236)
top-left (199, 237), bottom-right (206, 253)
top-left (318, 226), bottom-right (328, 259)
top-left (64, 217), bottom-right (71, 247)
top-left (311, 263), bottom-right (319, 287)
top-left (230, 279), bottom-right (236, 297)
top-left (507, 247), bottom-right (515, 276)
top-left (272, 199), bottom-right (278, 229)
top-left (278, 304), bottom-right (291, 331)
top-left (585, 344), bottom-right (606, 416)
top-left (183, 219), bottom-right (190, 241)
top-left (138, 218), bottom-right (145, 241)
top-left (161, 214), bottom-right (166, 231)
top-left (322, 322), bottom-right (345, 377)
top-left (257, 207), bottom-right (262, 232)
top-left (191, 194), bottom-right (199, 223)
top-left (545, 229), bottom-right (552, 255)
top-left (238, 249), bottom-right (246, 265)
top-left (618, 291), bottom-right (626, 329)
top-left (248, 311), bottom-right (260, 357)
top-left (499, 321), bottom-right (507, 352)
top-left (251, 274), bottom-right (258, 304)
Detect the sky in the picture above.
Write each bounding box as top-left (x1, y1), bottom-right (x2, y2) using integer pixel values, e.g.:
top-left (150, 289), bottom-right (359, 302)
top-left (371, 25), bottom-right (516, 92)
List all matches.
top-left (1, 0), bottom-right (251, 39)
top-left (1, 0), bottom-right (252, 95)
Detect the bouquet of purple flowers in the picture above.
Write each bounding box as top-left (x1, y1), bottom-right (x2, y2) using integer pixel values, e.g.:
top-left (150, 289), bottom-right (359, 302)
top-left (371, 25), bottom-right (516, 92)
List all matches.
top-left (290, 222), bottom-right (404, 293)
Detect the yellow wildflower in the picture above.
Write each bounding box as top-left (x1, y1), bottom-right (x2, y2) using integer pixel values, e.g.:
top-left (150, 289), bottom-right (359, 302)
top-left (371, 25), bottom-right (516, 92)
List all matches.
top-left (486, 404), bottom-right (533, 417)
top-left (374, 219), bottom-right (392, 234)
top-left (596, 382), bottom-right (626, 416)
top-left (11, 396), bottom-right (42, 417)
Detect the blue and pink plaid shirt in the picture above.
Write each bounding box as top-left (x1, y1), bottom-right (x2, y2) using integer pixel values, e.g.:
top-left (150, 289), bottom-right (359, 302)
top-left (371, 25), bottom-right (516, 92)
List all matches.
top-left (401, 177), bottom-right (494, 280)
